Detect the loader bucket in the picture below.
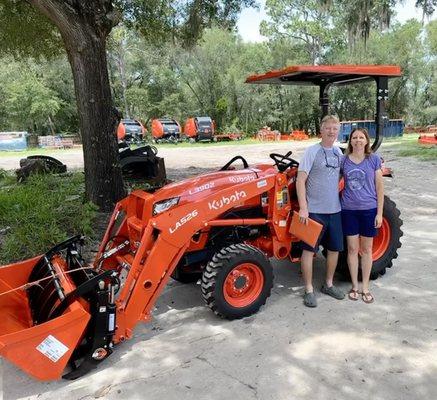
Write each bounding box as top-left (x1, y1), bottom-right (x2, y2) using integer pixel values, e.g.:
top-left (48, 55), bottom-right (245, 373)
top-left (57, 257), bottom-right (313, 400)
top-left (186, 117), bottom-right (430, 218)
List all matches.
top-left (0, 253), bottom-right (91, 380)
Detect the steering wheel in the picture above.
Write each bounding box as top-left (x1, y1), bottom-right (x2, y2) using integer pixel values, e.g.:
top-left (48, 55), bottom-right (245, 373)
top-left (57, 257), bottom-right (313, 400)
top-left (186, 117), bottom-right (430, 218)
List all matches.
top-left (220, 156), bottom-right (249, 171)
top-left (269, 151), bottom-right (299, 172)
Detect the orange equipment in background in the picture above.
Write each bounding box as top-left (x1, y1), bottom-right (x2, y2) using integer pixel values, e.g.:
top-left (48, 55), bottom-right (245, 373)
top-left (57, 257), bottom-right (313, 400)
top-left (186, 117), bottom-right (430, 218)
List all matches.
top-left (117, 119), bottom-right (146, 143)
top-left (418, 133), bottom-right (437, 145)
top-left (151, 118), bottom-right (182, 142)
top-left (280, 130), bottom-right (310, 141)
top-left (184, 116), bottom-right (215, 142)
top-left (256, 127), bottom-right (281, 141)
top-left (257, 127), bottom-right (309, 141)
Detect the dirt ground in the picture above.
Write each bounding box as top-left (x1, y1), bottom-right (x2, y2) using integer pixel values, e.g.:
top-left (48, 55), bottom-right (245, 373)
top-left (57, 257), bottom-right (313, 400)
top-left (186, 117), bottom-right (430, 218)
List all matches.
top-left (1, 140), bottom-right (437, 400)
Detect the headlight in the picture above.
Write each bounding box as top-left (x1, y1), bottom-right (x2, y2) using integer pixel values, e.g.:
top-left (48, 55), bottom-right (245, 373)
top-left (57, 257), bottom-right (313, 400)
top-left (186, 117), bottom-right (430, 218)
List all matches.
top-left (153, 197), bottom-right (180, 215)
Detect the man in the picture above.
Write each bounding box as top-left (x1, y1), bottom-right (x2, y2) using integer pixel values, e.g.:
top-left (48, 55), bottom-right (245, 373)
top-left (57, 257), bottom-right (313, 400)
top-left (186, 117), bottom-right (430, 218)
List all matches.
top-left (296, 115), bottom-right (345, 307)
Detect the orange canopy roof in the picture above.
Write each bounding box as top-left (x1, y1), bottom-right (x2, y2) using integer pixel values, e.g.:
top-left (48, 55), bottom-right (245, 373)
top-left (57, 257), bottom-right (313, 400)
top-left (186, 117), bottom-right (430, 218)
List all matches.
top-left (245, 65), bottom-right (402, 86)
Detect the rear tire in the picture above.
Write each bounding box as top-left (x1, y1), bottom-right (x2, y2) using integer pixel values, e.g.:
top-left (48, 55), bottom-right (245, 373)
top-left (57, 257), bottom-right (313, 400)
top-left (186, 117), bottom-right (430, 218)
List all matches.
top-left (201, 244), bottom-right (273, 319)
top-left (336, 195), bottom-right (403, 280)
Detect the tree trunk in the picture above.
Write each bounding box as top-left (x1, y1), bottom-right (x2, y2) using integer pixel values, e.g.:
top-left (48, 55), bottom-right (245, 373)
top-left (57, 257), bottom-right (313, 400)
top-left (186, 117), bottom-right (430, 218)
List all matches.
top-left (29, 1), bottom-right (125, 212)
top-left (117, 38), bottom-right (130, 118)
top-left (65, 33), bottom-right (126, 211)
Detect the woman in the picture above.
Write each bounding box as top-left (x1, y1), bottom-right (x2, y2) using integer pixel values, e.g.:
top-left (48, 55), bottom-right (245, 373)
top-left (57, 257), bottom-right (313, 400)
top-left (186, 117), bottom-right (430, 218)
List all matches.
top-left (341, 128), bottom-right (384, 303)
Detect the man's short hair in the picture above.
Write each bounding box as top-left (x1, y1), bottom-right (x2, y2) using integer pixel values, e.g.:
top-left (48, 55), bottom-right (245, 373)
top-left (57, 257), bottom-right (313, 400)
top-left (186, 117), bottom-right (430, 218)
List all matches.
top-left (321, 115), bottom-right (340, 126)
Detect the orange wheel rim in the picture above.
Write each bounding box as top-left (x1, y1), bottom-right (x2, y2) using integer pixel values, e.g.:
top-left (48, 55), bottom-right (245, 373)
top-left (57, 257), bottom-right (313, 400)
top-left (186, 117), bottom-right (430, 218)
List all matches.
top-left (223, 263), bottom-right (264, 308)
top-left (373, 218), bottom-right (391, 260)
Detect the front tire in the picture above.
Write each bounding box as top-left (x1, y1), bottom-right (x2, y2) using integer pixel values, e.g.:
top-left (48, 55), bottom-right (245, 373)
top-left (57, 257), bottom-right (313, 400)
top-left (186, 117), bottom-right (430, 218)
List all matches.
top-left (201, 244), bottom-right (273, 319)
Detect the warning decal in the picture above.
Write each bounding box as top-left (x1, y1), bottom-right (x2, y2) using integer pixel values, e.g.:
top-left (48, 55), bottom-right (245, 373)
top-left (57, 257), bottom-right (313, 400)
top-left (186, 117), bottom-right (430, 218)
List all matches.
top-left (36, 335), bottom-right (69, 363)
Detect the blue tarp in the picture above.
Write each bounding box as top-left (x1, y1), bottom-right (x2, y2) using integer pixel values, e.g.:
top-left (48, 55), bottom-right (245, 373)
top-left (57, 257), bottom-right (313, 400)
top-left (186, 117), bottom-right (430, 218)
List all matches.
top-left (0, 132), bottom-right (28, 151)
top-left (339, 120), bottom-right (404, 142)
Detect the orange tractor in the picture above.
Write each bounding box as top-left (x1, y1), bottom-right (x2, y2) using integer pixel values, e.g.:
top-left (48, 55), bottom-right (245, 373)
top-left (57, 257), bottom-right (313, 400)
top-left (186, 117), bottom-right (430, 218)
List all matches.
top-left (0, 65), bottom-right (403, 381)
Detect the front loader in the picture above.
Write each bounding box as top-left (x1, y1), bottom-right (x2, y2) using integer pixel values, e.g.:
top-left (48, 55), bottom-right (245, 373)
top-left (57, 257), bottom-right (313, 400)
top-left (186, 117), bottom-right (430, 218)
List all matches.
top-left (0, 153), bottom-right (301, 380)
top-left (0, 65), bottom-right (403, 380)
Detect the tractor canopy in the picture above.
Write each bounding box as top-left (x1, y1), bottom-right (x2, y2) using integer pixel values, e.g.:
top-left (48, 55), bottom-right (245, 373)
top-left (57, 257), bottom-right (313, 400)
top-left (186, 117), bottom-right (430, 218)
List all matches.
top-left (246, 64), bottom-right (402, 151)
top-left (245, 64), bottom-right (401, 86)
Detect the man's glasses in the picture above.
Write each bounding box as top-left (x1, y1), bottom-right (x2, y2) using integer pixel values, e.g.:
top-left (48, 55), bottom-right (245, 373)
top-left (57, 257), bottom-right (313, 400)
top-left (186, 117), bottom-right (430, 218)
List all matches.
top-left (322, 149), bottom-right (340, 169)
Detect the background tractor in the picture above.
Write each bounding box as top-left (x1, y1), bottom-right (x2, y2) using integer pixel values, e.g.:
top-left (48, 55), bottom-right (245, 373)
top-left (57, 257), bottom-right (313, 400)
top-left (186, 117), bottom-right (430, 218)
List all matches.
top-left (0, 65), bottom-right (402, 381)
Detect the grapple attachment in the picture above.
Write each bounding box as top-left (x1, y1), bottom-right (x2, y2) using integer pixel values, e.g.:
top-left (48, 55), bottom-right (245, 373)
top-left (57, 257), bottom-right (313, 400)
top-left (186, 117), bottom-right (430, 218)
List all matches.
top-left (0, 236), bottom-right (116, 380)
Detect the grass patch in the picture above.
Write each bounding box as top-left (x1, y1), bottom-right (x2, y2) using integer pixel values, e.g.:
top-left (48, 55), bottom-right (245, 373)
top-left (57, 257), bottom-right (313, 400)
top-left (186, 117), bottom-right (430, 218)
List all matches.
top-left (0, 170), bottom-right (97, 265)
top-left (388, 134), bottom-right (437, 160)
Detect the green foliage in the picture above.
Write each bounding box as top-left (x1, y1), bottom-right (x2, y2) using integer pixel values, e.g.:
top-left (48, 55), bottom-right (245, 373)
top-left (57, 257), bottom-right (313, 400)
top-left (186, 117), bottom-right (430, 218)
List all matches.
top-left (262, 0), bottom-right (342, 63)
top-left (415, 0), bottom-right (437, 20)
top-left (0, 0), bottom-right (62, 58)
top-left (1, 3), bottom-right (437, 136)
top-left (0, 172), bottom-right (97, 264)
top-left (0, 57), bottom-right (69, 134)
top-left (427, 19), bottom-right (437, 55)
top-left (121, 0), bottom-right (257, 47)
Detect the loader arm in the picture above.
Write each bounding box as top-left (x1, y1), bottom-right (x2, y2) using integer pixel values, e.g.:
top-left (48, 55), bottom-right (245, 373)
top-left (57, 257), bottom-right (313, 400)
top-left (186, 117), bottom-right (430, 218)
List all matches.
top-left (108, 175), bottom-right (279, 342)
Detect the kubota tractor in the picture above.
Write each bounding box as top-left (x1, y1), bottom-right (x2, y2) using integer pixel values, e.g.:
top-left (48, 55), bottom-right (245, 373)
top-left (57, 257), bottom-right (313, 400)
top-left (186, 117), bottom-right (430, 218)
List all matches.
top-left (184, 116), bottom-right (215, 142)
top-left (0, 65), bottom-right (403, 381)
top-left (151, 118), bottom-right (182, 143)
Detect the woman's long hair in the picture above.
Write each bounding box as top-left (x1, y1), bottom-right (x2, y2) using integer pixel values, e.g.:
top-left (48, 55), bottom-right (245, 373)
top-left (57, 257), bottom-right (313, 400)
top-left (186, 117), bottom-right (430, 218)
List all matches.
top-left (346, 128), bottom-right (372, 156)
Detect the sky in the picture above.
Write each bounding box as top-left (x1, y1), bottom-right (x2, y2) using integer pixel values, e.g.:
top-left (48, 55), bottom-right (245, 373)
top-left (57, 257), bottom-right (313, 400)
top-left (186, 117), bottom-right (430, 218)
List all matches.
top-left (237, 0), bottom-right (436, 43)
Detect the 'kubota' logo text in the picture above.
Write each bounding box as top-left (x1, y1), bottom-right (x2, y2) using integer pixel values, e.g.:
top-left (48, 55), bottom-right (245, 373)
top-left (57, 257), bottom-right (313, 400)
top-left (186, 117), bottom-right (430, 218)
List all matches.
top-left (208, 190), bottom-right (247, 210)
top-left (169, 210), bottom-right (198, 234)
top-left (229, 175), bottom-right (255, 184)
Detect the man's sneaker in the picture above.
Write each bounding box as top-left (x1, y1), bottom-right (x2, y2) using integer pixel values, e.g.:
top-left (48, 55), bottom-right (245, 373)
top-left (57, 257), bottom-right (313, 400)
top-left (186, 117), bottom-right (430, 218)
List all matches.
top-left (321, 284), bottom-right (345, 300)
top-left (303, 291), bottom-right (317, 307)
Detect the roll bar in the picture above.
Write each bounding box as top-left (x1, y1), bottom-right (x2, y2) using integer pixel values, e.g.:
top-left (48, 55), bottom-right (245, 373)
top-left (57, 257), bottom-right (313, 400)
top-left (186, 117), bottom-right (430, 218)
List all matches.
top-left (245, 65), bottom-right (401, 152)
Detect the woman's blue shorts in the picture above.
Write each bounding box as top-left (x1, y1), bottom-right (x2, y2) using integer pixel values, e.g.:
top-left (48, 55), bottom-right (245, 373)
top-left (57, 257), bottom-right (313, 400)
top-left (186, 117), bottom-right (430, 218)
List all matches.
top-left (341, 208), bottom-right (378, 238)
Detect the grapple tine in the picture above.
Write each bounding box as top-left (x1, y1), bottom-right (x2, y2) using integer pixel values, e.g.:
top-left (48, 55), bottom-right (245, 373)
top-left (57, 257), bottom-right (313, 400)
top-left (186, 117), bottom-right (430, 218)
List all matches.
top-left (27, 256), bottom-right (66, 324)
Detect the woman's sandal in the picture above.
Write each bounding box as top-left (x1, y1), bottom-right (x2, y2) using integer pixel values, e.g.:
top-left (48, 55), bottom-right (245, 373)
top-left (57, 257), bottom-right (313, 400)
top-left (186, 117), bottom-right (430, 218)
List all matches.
top-left (348, 289), bottom-right (360, 301)
top-left (362, 292), bottom-right (374, 304)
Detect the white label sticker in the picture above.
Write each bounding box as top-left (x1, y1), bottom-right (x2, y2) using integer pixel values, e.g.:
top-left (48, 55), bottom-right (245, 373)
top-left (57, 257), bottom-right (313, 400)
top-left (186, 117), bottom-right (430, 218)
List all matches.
top-left (36, 335), bottom-right (69, 363)
top-left (279, 220), bottom-right (287, 227)
top-left (108, 314), bottom-right (115, 332)
top-left (257, 179), bottom-right (267, 188)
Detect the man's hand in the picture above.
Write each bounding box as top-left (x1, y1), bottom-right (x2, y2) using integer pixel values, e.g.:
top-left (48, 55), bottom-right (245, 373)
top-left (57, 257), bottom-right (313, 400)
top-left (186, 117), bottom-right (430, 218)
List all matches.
top-left (299, 208), bottom-right (309, 225)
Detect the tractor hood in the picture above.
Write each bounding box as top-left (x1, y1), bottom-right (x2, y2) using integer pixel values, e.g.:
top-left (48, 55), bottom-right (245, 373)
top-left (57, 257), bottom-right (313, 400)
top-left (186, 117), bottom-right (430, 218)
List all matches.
top-left (152, 165), bottom-right (275, 206)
